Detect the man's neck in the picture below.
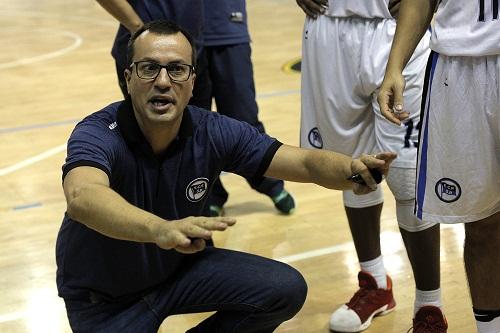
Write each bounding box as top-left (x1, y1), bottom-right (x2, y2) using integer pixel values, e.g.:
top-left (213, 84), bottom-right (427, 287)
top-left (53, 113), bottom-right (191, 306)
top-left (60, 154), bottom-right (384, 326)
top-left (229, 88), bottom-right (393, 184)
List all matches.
top-left (137, 117), bottom-right (182, 157)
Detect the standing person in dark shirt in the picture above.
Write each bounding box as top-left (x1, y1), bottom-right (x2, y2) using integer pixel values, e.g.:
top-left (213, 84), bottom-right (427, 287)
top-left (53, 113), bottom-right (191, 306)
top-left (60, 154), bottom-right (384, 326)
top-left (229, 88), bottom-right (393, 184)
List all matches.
top-left (97, 0), bottom-right (295, 217)
top-left (96, 0), bottom-right (203, 97)
top-left (189, 0), bottom-right (295, 217)
top-left (57, 20), bottom-right (396, 332)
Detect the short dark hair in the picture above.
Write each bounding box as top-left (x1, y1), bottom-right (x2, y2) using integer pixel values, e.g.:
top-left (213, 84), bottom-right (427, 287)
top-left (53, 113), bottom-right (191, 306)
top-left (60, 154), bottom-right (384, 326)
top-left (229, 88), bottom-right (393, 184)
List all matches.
top-left (126, 20), bottom-right (197, 69)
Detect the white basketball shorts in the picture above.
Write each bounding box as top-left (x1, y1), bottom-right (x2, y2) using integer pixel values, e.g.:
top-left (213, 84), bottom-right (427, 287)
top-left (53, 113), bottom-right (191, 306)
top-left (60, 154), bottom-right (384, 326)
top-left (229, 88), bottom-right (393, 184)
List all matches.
top-left (300, 15), bottom-right (430, 168)
top-left (416, 52), bottom-right (500, 224)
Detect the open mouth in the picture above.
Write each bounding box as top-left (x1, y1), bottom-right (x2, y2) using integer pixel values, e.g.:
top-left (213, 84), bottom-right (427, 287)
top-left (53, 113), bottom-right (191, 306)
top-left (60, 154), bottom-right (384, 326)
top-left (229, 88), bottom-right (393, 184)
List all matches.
top-left (149, 96), bottom-right (175, 112)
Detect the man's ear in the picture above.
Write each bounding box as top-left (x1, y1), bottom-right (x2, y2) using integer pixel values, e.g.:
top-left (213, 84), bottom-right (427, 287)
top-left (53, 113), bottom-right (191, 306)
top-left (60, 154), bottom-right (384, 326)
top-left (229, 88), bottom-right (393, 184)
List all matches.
top-left (189, 73), bottom-right (196, 97)
top-left (124, 68), bottom-right (132, 94)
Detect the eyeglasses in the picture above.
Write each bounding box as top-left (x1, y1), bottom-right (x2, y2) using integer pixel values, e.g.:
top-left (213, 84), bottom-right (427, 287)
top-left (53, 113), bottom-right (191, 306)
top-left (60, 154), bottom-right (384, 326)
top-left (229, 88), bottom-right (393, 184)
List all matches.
top-left (130, 61), bottom-right (195, 82)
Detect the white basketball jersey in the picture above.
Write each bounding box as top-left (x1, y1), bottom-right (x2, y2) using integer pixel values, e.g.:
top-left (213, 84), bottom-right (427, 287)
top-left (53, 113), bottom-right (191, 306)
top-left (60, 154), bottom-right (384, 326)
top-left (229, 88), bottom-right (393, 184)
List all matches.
top-left (431, 0), bottom-right (500, 56)
top-left (325, 0), bottom-right (392, 19)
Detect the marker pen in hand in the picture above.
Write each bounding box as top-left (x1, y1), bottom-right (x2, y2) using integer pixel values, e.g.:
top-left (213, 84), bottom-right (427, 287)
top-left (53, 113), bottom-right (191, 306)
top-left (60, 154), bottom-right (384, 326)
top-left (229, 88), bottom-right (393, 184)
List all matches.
top-left (347, 168), bottom-right (383, 186)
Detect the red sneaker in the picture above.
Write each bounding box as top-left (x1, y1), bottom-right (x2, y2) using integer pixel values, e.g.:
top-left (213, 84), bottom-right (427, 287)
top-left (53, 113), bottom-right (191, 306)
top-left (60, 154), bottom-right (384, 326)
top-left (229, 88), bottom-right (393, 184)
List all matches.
top-left (330, 271), bottom-right (396, 332)
top-left (408, 306), bottom-right (448, 333)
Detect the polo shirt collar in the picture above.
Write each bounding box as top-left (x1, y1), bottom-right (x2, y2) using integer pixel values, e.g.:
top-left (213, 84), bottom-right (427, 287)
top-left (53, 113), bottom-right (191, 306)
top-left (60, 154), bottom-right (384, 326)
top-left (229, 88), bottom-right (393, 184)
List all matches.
top-left (116, 97), bottom-right (194, 148)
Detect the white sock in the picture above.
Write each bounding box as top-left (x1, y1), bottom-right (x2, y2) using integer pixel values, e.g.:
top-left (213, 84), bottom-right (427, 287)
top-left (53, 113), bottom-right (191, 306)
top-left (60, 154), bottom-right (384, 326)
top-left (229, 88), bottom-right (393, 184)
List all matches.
top-left (360, 255), bottom-right (387, 289)
top-left (414, 288), bottom-right (442, 316)
top-left (475, 309), bottom-right (500, 333)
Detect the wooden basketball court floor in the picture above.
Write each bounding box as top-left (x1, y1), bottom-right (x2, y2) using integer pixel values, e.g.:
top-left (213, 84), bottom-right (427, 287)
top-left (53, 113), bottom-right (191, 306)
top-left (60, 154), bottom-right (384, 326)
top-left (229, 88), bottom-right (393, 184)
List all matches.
top-left (0, 0), bottom-right (474, 332)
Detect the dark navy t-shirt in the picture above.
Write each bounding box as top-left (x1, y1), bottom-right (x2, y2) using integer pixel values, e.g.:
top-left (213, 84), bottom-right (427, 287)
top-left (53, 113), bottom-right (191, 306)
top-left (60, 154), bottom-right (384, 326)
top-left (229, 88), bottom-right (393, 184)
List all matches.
top-left (111, 0), bottom-right (204, 70)
top-left (202, 0), bottom-right (250, 46)
top-left (56, 99), bottom-right (281, 300)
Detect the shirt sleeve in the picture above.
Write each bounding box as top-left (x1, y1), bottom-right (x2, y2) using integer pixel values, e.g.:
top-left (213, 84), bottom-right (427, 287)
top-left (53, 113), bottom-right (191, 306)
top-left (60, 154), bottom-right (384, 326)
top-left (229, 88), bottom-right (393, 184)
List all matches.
top-left (62, 118), bottom-right (117, 181)
top-left (205, 113), bottom-right (282, 181)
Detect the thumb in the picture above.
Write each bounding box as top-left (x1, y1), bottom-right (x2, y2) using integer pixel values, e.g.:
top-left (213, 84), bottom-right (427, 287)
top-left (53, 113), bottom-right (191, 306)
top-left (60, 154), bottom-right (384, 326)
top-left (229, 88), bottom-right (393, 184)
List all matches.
top-left (162, 230), bottom-right (190, 249)
top-left (392, 81), bottom-right (405, 113)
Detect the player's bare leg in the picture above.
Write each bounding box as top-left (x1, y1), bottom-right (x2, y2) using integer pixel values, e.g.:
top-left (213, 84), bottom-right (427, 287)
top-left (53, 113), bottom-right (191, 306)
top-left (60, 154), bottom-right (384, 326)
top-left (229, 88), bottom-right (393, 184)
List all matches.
top-left (329, 203), bottom-right (397, 332)
top-left (346, 204), bottom-right (383, 263)
top-left (464, 211), bottom-right (500, 332)
top-left (400, 225), bottom-right (440, 291)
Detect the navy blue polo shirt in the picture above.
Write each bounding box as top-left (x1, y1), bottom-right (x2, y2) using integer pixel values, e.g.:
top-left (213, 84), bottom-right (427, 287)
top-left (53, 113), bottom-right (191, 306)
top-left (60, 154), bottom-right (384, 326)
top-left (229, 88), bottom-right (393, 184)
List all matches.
top-left (111, 0), bottom-right (204, 70)
top-left (56, 99), bottom-right (281, 300)
top-left (201, 0), bottom-right (250, 46)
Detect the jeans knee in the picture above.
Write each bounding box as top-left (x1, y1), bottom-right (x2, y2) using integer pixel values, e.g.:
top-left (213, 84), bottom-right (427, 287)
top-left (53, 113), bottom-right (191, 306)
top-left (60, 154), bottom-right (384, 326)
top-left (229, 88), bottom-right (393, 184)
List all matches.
top-left (270, 264), bottom-right (308, 319)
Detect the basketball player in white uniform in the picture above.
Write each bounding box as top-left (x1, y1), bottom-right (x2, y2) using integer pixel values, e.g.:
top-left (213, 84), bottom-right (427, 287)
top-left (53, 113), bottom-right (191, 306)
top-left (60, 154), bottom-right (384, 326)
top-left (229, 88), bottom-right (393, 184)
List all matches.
top-left (297, 0), bottom-right (447, 332)
top-left (379, 0), bottom-right (500, 332)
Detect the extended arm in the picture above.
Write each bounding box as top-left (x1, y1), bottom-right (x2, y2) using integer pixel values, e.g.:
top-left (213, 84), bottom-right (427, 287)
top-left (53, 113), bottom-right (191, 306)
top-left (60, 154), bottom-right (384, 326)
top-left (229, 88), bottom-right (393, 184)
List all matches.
top-left (63, 166), bottom-right (235, 253)
top-left (96, 0), bottom-right (144, 33)
top-left (378, 0), bottom-right (438, 124)
top-left (265, 145), bottom-right (396, 194)
top-left (296, 0), bottom-right (328, 18)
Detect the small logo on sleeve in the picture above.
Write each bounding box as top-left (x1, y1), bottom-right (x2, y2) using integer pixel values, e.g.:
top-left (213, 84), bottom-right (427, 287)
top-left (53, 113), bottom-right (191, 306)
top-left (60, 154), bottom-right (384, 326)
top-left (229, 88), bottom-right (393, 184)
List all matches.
top-left (230, 12), bottom-right (244, 22)
top-left (186, 178), bottom-right (209, 202)
top-left (308, 127), bottom-right (323, 149)
top-left (434, 178), bottom-right (461, 203)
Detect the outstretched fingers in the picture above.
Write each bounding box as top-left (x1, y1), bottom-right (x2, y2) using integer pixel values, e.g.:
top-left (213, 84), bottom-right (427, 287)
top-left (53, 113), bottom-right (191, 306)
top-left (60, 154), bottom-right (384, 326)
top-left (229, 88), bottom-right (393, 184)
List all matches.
top-left (193, 216), bottom-right (237, 231)
top-left (154, 216), bottom-right (236, 253)
top-left (173, 216), bottom-right (237, 253)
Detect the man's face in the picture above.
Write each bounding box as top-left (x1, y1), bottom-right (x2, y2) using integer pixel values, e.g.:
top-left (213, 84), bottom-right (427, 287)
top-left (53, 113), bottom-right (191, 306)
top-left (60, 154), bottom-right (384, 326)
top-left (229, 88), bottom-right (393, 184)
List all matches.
top-left (125, 31), bottom-right (195, 127)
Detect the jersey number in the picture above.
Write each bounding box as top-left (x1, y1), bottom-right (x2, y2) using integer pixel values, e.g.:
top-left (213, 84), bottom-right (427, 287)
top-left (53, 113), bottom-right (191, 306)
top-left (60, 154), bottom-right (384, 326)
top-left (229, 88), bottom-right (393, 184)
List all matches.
top-left (479, 0), bottom-right (499, 21)
top-left (404, 119), bottom-right (420, 148)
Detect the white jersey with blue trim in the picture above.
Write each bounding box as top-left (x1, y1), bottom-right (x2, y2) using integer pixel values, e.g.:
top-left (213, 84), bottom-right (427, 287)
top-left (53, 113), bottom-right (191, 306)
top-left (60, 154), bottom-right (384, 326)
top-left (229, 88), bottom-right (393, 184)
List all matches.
top-left (325, 0), bottom-right (393, 19)
top-left (431, 0), bottom-right (500, 56)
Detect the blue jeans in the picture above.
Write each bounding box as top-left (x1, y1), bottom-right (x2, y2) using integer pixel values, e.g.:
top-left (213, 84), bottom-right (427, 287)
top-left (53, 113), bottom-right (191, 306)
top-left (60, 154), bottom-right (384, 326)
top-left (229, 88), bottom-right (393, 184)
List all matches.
top-left (64, 247), bottom-right (307, 332)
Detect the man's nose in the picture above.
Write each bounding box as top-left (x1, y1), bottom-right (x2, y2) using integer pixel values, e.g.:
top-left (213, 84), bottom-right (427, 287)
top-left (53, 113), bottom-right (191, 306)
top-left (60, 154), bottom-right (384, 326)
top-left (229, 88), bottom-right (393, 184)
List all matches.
top-left (154, 68), bottom-right (172, 87)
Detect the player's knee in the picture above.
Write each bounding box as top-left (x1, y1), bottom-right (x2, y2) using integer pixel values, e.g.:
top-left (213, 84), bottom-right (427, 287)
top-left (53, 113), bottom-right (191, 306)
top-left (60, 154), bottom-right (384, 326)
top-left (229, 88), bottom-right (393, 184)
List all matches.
top-left (343, 186), bottom-right (384, 208)
top-left (465, 212), bottom-right (500, 246)
top-left (386, 167), bottom-right (416, 202)
top-left (386, 167), bottom-right (437, 232)
top-left (396, 198), bottom-right (437, 232)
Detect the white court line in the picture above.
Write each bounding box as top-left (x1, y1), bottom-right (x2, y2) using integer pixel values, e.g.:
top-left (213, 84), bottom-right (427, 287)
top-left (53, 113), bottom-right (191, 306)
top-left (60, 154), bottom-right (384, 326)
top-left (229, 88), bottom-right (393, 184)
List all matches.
top-left (0, 144), bottom-right (66, 176)
top-left (275, 226), bottom-right (463, 265)
top-left (0, 10), bottom-right (117, 27)
top-left (0, 30), bottom-right (82, 70)
top-left (0, 311), bottom-right (24, 323)
top-left (274, 231), bottom-right (404, 264)
top-left (275, 242), bottom-right (355, 264)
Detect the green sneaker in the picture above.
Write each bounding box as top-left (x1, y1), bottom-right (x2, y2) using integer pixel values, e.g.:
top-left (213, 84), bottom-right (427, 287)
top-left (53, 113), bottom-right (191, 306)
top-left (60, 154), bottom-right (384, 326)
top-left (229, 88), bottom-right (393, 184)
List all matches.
top-left (209, 205), bottom-right (224, 217)
top-left (272, 190), bottom-right (295, 214)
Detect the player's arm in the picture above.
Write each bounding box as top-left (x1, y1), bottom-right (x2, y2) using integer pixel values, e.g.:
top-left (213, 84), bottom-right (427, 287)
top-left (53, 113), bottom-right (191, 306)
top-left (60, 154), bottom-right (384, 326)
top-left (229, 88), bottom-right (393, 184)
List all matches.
top-left (95, 0), bottom-right (144, 33)
top-left (264, 144), bottom-right (396, 194)
top-left (388, 0), bottom-right (401, 18)
top-left (63, 166), bottom-right (235, 253)
top-left (378, 0), bottom-right (438, 125)
top-left (296, 0), bottom-right (328, 18)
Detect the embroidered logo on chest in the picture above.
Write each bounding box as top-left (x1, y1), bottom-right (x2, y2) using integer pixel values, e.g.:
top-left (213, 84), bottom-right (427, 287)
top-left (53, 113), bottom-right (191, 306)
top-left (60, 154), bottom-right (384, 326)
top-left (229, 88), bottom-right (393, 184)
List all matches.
top-left (186, 178), bottom-right (209, 202)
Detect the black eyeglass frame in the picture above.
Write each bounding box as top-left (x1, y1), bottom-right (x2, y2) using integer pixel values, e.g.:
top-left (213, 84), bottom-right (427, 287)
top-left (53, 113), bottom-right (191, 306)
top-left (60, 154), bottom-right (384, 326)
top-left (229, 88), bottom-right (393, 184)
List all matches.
top-left (130, 61), bottom-right (195, 82)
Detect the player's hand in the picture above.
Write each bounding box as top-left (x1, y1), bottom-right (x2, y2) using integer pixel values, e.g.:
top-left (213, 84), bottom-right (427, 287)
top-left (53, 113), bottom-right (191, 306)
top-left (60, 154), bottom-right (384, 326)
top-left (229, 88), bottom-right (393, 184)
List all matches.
top-left (377, 70), bottom-right (409, 125)
top-left (296, 0), bottom-right (328, 18)
top-left (388, 0), bottom-right (401, 18)
top-left (153, 216), bottom-right (236, 254)
top-left (350, 152), bottom-right (397, 194)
